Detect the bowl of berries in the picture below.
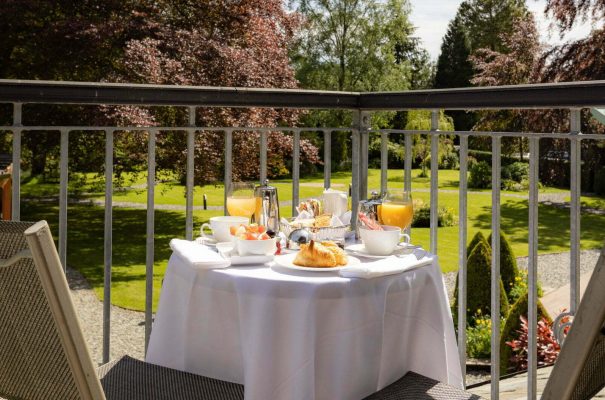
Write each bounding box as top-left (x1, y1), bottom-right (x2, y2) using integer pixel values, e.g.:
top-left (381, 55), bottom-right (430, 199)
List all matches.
top-left (230, 224), bottom-right (277, 256)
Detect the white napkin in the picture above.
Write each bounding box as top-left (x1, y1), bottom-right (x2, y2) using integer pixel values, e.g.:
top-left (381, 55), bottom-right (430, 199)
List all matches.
top-left (340, 252), bottom-right (433, 279)
top-left (170, 239), bottom-right (231, 269)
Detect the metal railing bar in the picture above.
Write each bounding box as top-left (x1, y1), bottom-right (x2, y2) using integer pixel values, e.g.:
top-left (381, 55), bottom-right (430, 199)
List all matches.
top-left (491, 135), bottom-right (502, 399)
top-left (186, 107), bottom-right (196, 240)
top-left (324, 130), bottom-right (331, 189)
top-left (11, 103), bottom-right (22, 221)
top-left (430, 111), bottom-right (439, 254)
top-left (4, 79), bottom-right (605, 110)
top-left (5, 125), bottom-right (605, 140)
top-left (260, 131), bottom-right (267, 183)
top-left (380, 132), bottom-right (388, 194)
top-left (59, 129), bottom-right (69, 271)
top-left (569, 109), bottom-right (582, 313)
top-left (0, 79), bottom-right (360, 109)
top-left (359, 112), bottom-right (371, 199)
top-left (369, 129), bottom-right (605, 140)
top-left (458, 135), bottom-right (468, 387)
top-left (144, 129), bottom-right (156, 353)
top-left (528, 137), bottom-right (540, 399)
top-left (351, 112), bottom-right (362, 232)
top-left (293, 131), bottom-right (300, 217)
top-left (224, 129), bottom-right (233, 216)
top-left (103, 129), bottom-right (113, 364)
top-left (404, 133), bottom-right (412, 237)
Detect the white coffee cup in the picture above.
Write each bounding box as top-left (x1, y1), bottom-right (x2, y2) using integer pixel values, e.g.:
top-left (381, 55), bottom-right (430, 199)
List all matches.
top-left (200, 216), bottom-right (249, 243)
top-left (359, 225), bottom-right (411, 256)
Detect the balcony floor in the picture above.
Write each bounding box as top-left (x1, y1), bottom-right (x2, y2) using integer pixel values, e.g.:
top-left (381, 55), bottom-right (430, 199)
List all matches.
top-left (468, 366), bottom-right (605, 399)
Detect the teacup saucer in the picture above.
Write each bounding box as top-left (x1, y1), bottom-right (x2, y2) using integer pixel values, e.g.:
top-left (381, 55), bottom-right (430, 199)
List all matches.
top-left (216, 242), bottom-right (274, 266)
top-left (195, 236), bottom-right (217, 247)
top-left (344, 243), bottom-right (417, 259)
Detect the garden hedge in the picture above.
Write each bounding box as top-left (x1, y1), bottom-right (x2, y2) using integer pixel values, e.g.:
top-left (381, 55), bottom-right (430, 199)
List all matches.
top-left (499, 290), bottom-right (551, 374)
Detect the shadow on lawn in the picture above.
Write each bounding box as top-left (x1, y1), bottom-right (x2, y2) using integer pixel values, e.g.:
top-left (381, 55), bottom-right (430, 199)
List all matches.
top-left (21, 201), bottom-right (198, 288)
top-left (473, 199), bottom-right (605, 251)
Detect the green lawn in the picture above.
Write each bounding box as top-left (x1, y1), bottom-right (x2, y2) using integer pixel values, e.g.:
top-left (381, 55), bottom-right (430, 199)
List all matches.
top-left (20, 169), bottom-right (605, 312)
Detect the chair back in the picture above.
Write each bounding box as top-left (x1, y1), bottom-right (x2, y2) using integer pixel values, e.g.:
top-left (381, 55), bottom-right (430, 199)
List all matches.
top-left (0, 221), bottom-right (105, 399)
top-left (542, 244), bottom-right (605, 399)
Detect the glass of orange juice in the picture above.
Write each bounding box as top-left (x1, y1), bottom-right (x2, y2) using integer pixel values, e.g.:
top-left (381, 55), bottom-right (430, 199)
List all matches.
top-left (378, 190), bottom-right (413, 230)
top-left (226, 182), bottom-right (256, 220)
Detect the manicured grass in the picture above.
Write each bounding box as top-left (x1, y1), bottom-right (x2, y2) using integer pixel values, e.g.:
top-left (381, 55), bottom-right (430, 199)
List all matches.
top-left (20, 169), bottom-right (605, 312)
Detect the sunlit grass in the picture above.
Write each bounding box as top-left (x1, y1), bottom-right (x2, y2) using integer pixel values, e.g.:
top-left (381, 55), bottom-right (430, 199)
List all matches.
top-left (20, 169), bottom-right (605, 312)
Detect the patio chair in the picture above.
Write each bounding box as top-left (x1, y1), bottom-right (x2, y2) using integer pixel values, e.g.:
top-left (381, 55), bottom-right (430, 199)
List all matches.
top-left (365, 243), bottom-right (605, 400)
top-left (0, 220), bottom-right (244, 400)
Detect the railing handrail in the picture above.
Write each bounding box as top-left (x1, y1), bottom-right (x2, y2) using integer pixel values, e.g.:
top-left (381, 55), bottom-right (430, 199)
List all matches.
top-left (1, 79), bottom-right (605, 110)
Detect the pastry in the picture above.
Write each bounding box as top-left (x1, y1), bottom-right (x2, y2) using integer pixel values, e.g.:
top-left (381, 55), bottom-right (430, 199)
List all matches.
top-left (293, 240), bottom-right (348, 268)
top-left (297, 199), bottom-right (322, 217)
top-left (313, 214), bottom-right (332, 228)
top-left (294, 240), bottom-right (336, 267)
top-left (321, 241), bottom-right (348, 265)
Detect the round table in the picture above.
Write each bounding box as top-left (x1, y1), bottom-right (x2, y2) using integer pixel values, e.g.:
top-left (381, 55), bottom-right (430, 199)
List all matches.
top-left (146, 253), bottom-right (462, 400)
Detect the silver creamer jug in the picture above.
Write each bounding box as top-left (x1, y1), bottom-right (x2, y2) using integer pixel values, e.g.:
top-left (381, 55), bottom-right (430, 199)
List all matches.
top-left (252, 179), bottom-right (280, 235)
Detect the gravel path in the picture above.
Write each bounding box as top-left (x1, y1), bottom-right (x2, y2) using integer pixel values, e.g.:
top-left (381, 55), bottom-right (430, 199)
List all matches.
top-left (67, 268), bottom-right (145, 365)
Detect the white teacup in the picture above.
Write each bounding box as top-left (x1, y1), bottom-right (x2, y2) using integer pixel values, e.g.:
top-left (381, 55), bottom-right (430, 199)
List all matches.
top-left (200, 216), bottom-right (249, 243)
top-left (359, 225), bottom-right (411, 256)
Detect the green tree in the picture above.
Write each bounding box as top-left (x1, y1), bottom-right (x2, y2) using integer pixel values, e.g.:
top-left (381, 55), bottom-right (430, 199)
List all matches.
top-left (292, 0), bottom-right (431, 167)
top-left (434, 16), bottom-right (475, 131)
top-left (434, 0), bottom-right (528, 132)
top-left (405, 110), bottom-right (455, 177)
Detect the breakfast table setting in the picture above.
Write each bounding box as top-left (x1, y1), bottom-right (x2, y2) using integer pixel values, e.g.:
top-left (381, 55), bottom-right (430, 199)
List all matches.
top-left (146, 181), bottom-right (463, 400)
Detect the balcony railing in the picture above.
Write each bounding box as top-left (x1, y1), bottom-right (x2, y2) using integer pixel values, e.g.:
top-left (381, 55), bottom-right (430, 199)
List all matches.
top-left (2, 79), bottom-right (605, 399)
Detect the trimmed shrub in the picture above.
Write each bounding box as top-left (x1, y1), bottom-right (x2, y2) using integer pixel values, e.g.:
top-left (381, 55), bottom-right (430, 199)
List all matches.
top-left (487, 231), bottom-right (519, 299)
top-left (469, 161), bottom-right (491, 189)
top-left (595, 166), bottom-right (605, 196)
top-left (453, 239), bottom-right (510, 325)
top-left (440, 151), bottom-right (459, 170)
top-left (467, 231), bottom-right (486, 255)
top-left (502, 162), bottom-right (529, 183)
top-left (500, 291), bottom-right (551, 374)
top-left (412, 205), bottom-right (457, 228)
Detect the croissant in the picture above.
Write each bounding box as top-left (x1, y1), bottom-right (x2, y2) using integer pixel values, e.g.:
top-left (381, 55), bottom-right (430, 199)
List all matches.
top-left (321, 241), bottom-right (348, 266)
top-left (293, 240), bottom-right (337, 268)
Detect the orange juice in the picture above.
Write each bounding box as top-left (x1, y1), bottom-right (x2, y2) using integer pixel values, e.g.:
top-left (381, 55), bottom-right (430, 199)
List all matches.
top-left (378, 202), bottom-right (413, 229)
top-left (227, 197), bottom-right (256, 218)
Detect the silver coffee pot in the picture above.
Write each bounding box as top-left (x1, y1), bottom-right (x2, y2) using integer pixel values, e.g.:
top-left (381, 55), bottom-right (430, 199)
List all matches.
top-left (252, 179), bottom-right (280, 235)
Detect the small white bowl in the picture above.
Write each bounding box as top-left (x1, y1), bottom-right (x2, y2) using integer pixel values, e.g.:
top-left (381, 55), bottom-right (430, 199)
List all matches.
top-left (235, 237), bottom-right (277, 256)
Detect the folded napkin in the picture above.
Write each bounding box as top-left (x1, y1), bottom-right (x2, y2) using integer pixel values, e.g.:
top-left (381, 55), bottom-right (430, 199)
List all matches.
top-left (340, 252), bottom-right (433, 279)
top-left (170, 239), bottom-right (230, 269)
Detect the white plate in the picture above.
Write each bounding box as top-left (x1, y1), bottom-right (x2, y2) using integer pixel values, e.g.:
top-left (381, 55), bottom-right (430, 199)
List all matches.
top-left (216, 242), bottom-right (274, 265)
top-left (274, 252), bottom-right (360, 272)
top-left (344, 243), bottom-right (417, 259)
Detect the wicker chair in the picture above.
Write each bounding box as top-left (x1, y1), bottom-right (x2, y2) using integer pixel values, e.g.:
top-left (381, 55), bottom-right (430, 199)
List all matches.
top-left (0, 221), bottom-right (244, 400)
top-left (542, 243), bottom-right (605, 400)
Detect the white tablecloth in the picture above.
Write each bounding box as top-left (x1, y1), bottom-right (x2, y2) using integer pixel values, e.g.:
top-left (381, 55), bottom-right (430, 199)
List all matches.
top-left (146, 252), bottom-right (463, 400)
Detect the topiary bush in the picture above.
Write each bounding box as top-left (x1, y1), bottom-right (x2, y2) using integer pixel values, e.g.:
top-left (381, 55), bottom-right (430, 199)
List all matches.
top-left (467, 231), bottom-right (487, 255)
top-left (487, 231), bottom-right (519, 300)
top-left (453, 239), bottom-right (510, 325)
top-left (499, 290), bottom-right (551, 374)
top-left (469, 161), bottom-right (492, 189)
